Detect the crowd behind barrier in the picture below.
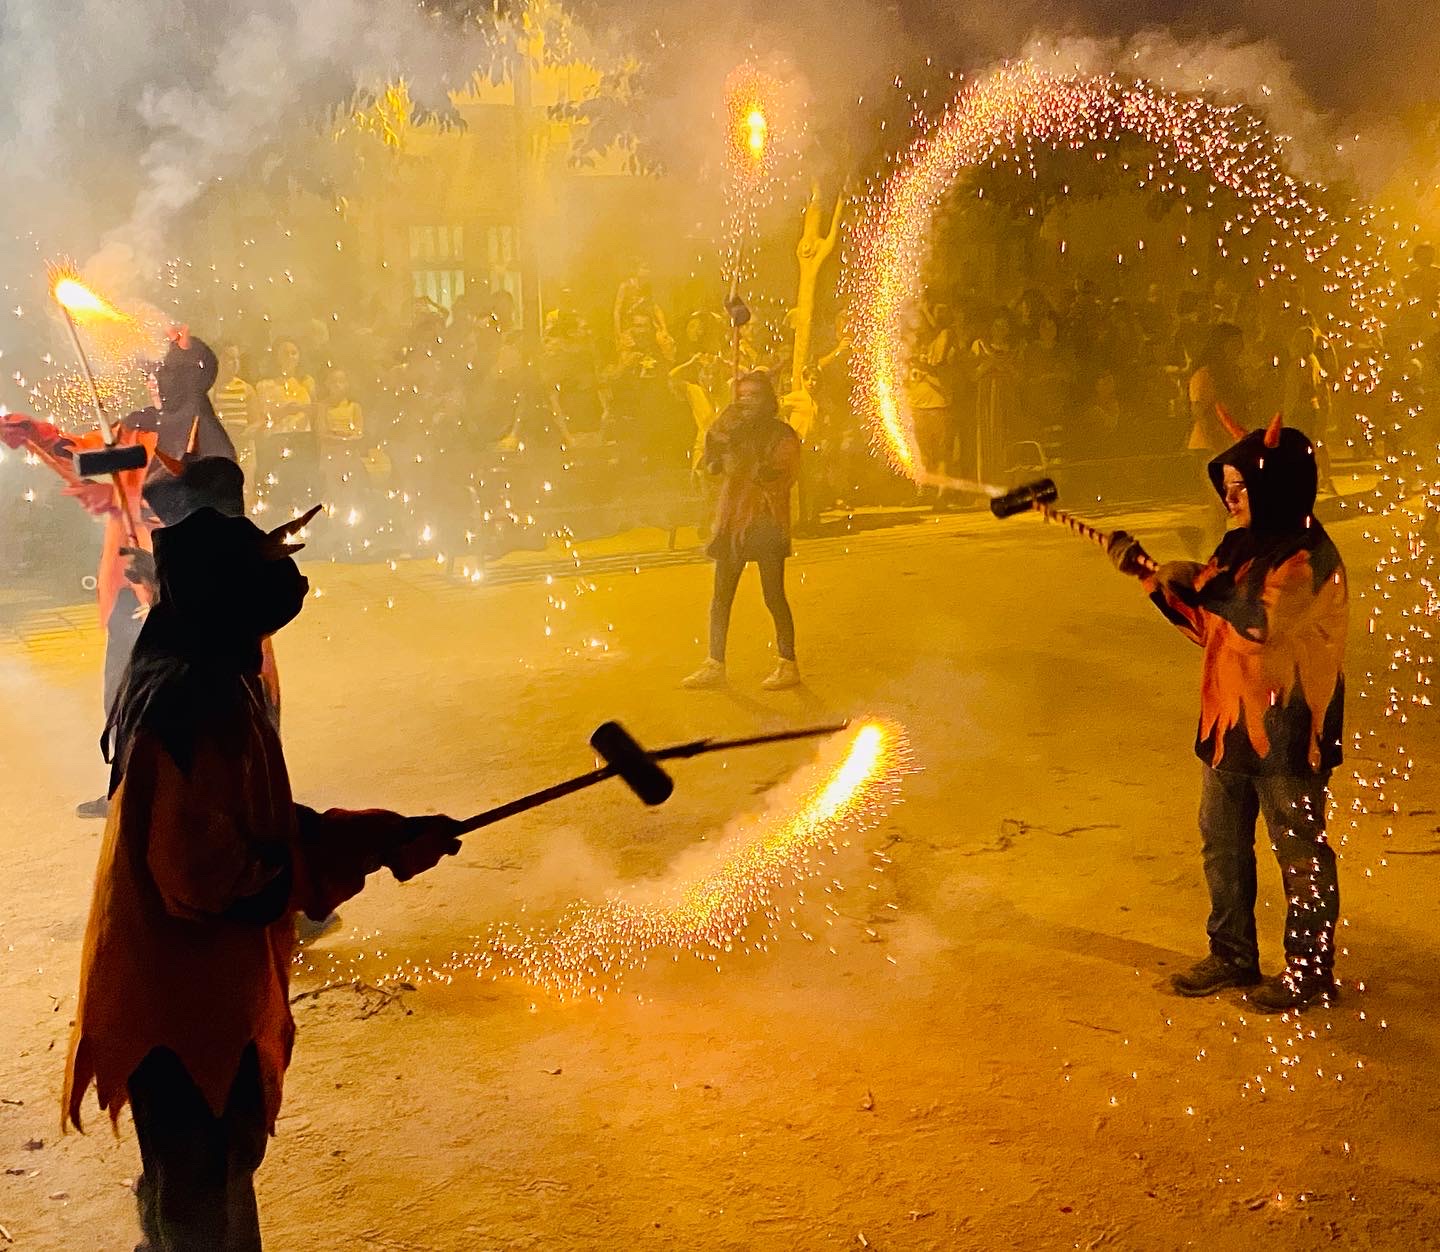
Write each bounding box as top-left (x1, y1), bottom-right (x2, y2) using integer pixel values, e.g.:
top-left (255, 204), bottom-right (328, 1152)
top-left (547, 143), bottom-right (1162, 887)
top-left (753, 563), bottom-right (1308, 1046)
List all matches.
top-left (8, 252), bottom-right (1438, 589)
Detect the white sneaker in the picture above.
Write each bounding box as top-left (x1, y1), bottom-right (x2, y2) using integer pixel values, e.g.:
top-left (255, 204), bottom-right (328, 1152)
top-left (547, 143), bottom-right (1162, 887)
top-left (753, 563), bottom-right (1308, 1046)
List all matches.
top-left (681, 658), bottom-right (727, 689)
top-left (760, 658), bottom-right (801, 690)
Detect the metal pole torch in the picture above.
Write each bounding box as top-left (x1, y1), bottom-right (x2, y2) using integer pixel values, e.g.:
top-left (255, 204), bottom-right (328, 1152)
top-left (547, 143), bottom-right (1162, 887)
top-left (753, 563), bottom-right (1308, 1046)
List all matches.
top-left (55, 300), bottom-right (141, 545)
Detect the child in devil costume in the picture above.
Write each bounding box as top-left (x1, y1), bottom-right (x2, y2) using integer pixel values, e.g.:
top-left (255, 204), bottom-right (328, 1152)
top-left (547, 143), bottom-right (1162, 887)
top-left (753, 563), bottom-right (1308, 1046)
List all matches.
top-left (127, 451), bottom-right (282, 731)
top-left (1107, 413), bottom-right (1346, 1013)
top-left (0, 330), bottom-right (237, 818)
top-left (62, 505), bottom-right (464, 1251)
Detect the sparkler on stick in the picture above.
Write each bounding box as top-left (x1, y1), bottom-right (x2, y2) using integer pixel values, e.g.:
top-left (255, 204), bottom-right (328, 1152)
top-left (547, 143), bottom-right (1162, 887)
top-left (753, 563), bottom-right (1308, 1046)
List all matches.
top-left (47, 266), bottom-right (145, 543)
top-left (722, 66), bottom-right (781, 388)
top-left (847, 62), bottom-right (1390, 484)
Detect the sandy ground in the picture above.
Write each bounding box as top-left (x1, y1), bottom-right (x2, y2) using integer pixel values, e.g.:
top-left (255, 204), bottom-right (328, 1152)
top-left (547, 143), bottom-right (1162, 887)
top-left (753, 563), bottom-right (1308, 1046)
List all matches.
top-left (2, 505), bottom-right (1439, 1251)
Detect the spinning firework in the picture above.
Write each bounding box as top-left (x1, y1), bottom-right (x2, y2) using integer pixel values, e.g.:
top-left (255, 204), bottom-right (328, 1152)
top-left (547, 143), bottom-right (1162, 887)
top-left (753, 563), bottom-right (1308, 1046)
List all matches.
top-left (846, 62), bottom-right (1391, 479)
top-left (302, 719), bottom-right (908, 1001)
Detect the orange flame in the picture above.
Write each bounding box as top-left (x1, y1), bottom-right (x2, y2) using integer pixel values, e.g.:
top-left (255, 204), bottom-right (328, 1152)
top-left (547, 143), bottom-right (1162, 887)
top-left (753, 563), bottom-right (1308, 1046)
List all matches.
top-left (51, 273), bottom-right (125, 323)
top-left (744, 106), bottom-right (768, 162)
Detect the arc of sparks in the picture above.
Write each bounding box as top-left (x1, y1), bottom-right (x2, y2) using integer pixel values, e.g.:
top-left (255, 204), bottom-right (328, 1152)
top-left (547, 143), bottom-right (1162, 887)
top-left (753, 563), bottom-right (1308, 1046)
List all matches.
top-left (300, 719), bottom-right (909, 1002)
top-left (847, 61), bottom-right (1390, 479)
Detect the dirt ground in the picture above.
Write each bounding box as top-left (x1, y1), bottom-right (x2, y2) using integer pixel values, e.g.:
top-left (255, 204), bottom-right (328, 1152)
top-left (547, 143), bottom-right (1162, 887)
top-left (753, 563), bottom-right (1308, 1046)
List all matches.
top-left (2, 504), bottom-right (1438, 1251)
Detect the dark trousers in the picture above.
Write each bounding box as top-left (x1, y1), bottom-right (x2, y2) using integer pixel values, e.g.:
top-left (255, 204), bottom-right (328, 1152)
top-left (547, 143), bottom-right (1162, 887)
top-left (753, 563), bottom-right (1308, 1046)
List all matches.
top-left (709, 553), bottom-right (796, 662)
top-left (1197, 766), bottom-right (1339, 980)
top-left (103, 587), bottom-right (144, 717)
top-left (127, 1045), bottom-right (269, 1252)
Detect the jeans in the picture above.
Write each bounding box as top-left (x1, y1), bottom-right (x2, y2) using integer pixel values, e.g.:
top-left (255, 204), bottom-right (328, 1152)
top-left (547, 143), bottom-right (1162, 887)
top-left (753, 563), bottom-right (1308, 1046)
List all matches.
top-left (1197, 765), bottom-right (1339, 981)
top-left (103, 586), bottom-right (144, 718)
top-left (709, 553), bottom-right (796, 662)
top-left (127, 1045), bottom-right (269, 1252)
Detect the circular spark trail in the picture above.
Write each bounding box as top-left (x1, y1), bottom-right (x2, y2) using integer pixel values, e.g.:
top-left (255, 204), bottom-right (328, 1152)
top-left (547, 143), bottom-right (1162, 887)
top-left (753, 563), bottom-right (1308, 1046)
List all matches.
top-left (848, 61), bottom-right (1391, 476)
top-left (301, 719), bottom-right (908, 1001)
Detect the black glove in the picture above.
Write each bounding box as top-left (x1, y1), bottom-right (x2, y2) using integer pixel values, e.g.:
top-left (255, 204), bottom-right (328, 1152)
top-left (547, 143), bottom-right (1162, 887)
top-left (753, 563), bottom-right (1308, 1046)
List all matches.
top-left (120, 547), bottom-right (158, 595)
top-left (380, 815), bottom-right (465, 883)
top-left (1106, 529), bottom-right (1151, 578)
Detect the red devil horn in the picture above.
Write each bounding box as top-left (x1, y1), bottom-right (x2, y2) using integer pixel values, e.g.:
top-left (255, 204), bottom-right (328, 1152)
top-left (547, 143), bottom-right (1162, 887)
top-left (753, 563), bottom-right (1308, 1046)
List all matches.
top-left (154, 448), bottom-right (185, 476)
top-left (1215, 402), bottom-right (1247, 441)
top-left (167, 324), bottom-right (191, 350)
top-left (1264, 412), bottom-right (1283, 448)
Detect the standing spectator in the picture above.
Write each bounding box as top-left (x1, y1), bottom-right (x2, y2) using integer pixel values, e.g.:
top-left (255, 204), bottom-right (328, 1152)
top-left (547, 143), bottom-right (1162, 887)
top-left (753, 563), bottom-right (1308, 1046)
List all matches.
top-left (669, 311), bottom-right (727, 469)
top-left (257, 339), bottom-right (318, 516)
top-left (682, 370), bottom-right (801, 692)
top-left (1020, 312), bottom-right (1075, 452)
top-left (906, 298), bottom-right (958, 506)
top-left (1080, 369), bottom-right (1123, 457)
top-left (613, 262), bottom-right (673, 359)
top-left (1013, 288), bottom-right (1053, 344)
top-left (971, 312), bottom-right (1023, 486)
top-left (318, 367), bottom-right (364, 506)
top-left (1187, 323), bottom-right (1248, 454)
top-left (544, 306), bottom-right (606, 436)
top-left (211, 344), bottom-right (260, 469)
top-left (1282, 315), bottom-right (1337, 493)
top-left (1137, 282), bottom-right (1174, 350)
top-left (319, 368), bottom-right (364, 443)
top-left (814, 312), bottom-right (866, 506)
top-left (1185, 322), bottom-right (1249, 553)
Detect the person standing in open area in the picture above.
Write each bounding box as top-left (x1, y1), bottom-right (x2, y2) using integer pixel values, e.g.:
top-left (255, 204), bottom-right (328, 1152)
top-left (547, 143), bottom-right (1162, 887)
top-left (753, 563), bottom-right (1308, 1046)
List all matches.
top-left (683, 369), bottom-right (802, 692)
top-left (1107, 415), bottom-right (1345, 1013)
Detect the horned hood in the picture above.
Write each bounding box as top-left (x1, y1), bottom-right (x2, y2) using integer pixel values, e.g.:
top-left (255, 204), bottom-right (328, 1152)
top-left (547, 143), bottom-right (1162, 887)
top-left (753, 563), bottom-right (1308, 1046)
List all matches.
top-left (1207, 417), bottom-right (1318, 536)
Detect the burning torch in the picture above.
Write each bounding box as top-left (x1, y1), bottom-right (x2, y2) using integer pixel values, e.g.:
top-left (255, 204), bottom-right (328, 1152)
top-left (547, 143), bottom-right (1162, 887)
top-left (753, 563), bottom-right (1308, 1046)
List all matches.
top-left (47, 269), bottom-right (147, 544)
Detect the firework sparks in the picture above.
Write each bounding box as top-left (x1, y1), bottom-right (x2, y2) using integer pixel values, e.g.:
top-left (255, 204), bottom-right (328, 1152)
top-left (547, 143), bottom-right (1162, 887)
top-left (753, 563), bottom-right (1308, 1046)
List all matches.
top-left (301, 719), bottom-right (908, 1001)
top-left (847, 62), bottom-right (1392, 477)
top-left (722, 64), bottom-right (792, 288)
top-left (743, 106), bottom-right (769, 164)
top-left (33, 265), bottom-right (160, 428)
top-left (52, 277), bottom-right (124, 323)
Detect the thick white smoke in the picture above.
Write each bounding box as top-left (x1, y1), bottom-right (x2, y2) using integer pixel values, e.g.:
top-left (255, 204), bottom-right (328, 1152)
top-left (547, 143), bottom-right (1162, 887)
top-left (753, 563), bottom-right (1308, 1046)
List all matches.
top-left (0, 0), bottom-right (479, 285)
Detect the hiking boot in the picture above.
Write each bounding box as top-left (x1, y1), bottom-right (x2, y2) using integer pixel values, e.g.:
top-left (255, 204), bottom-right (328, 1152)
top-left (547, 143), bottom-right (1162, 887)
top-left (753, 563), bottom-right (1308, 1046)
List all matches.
top-left (760, 658), bottom-right (801, 691)
top-left (1244, 970), bottom-right (1337, 1014)
top-left (75, 795), bottom-right (109, 821)
top-left (681, 658), bottom-right (727, 689)
top-left (1170, 954), bottom-right (1261, 998)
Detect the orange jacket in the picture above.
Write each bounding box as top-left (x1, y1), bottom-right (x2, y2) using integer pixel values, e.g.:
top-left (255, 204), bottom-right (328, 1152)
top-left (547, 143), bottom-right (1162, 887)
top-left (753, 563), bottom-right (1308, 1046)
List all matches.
top-left (63, 680), bottom-right (395, 1133)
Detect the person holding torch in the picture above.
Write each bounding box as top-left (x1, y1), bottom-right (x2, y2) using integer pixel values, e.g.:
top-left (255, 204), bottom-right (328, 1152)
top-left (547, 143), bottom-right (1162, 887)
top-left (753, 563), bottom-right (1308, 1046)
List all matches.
top-left (1, 308), bottom-right (236, 818)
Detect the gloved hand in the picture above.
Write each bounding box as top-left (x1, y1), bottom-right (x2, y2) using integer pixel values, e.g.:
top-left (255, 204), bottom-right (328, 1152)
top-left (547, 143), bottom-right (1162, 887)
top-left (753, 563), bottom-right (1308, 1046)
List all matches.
top-left (1155, 560), bottom-right (1204, 595)
top-left (120, 546), bottom-right (157, 594)
top-left (1106, 529), bottom-right (1152, 577)
top-left (380, 815), bottom-right (465, 883)
top-left (64, 478), bottom-right (117, 517)
top-left (0, 413), bottom-right (35, 450)
top-left (0, 414), bottom-right (70, 453)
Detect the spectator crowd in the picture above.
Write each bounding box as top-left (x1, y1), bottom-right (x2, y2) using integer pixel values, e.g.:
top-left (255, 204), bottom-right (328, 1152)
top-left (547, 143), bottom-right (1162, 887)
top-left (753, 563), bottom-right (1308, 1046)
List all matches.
top-left (201, 251), bottom-right (1440, 560)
